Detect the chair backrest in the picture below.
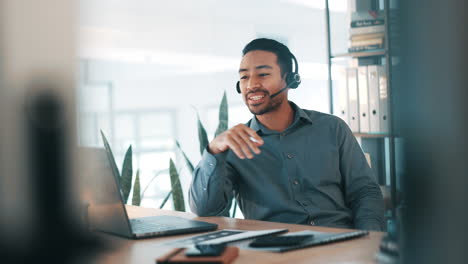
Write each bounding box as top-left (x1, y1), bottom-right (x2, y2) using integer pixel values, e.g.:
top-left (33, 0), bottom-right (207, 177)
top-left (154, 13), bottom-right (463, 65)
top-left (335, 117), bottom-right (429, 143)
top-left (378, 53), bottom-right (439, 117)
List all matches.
top-left (379, 185), bottom-right (392, 212)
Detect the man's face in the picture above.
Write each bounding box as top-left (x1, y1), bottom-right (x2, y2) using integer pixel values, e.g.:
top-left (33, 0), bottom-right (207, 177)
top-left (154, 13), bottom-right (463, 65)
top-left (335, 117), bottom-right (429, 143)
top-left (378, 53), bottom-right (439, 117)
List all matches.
top-left (238, 50), bottom-right (287, 115)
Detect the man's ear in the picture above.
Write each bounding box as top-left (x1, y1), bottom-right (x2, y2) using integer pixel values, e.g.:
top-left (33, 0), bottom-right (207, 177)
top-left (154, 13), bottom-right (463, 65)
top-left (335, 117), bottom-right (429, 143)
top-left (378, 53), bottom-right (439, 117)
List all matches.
top-left (281, 72), bottom-right (288, 80)
top-left (281, 72), bottom-right (289, 86)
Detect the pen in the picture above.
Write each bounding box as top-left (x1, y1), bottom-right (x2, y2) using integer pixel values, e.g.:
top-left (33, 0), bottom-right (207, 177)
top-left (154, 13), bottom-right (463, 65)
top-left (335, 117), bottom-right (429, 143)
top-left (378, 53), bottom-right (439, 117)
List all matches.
top-left (249, 136), bottom-right (259, 143)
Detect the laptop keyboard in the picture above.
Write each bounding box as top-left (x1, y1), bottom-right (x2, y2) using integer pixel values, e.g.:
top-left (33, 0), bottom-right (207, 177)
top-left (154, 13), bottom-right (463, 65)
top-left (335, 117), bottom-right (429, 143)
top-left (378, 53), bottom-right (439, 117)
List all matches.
top-left (130, 218), bottom-right (177, 233)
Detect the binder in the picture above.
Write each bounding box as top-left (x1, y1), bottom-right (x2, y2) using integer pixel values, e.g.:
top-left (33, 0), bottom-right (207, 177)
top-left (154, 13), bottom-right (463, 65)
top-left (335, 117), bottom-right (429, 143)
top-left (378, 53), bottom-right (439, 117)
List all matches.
top-left (378, 67), bottom-right (390, 134)
top-left (368, 65), bottom-right (381, 133)
top-left (358, 66), bottom-right (370, 133)
top-left (346, 68), bottom-right (360, 132)
top-left (333, 66), bottom-right (349, 125)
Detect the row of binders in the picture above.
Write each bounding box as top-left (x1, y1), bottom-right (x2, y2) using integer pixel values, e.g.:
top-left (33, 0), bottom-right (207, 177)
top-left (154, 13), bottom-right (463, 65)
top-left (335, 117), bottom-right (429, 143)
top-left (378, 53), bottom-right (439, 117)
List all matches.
top-left (333, 65), bottom-right (389, 134)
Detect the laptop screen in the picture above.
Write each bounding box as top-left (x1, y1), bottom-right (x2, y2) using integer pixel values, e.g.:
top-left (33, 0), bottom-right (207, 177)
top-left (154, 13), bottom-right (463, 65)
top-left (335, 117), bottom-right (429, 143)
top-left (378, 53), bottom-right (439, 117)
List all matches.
top-left (79, 147), bottom-right (133, 237)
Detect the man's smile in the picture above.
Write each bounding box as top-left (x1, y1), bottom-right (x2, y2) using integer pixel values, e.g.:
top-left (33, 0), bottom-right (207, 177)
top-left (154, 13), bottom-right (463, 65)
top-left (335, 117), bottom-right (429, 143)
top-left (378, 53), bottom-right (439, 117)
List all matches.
top-left (247, 91), bottom-right (268, 106)
top-left (249, 95), bottom-right (265, 101)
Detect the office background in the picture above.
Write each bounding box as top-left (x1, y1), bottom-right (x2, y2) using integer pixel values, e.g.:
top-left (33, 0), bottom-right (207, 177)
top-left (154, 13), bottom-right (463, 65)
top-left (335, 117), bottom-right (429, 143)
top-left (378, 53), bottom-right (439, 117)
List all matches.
top-left (2, 0), bottom-right (468, 263)
top-left (77, 0), bottom-right (349, 211)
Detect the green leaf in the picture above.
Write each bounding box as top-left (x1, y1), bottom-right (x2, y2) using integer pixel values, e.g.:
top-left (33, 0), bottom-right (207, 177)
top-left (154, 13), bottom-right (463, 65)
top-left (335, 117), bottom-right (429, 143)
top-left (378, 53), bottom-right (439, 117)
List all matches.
top-left (169, 158), bottom-right (185, 212)
top-left (215, 91), bottom-right (229, 137)
top-left (232, 199), bottom-right (237, 218)
top-left (159, 190), bottom-right (172, 209)
top-left (100, 130), bottom-right (121, 180)
top-left (121, 145), bottom-right (133, 204)
top-left (141, 169), bottom-right (169, 198)
top-left (132, 169), bottom-right (141, 206)
top-left (196, 112), bottom-right (209, 156)
top-left (175, 140), bottom-right (194, 174)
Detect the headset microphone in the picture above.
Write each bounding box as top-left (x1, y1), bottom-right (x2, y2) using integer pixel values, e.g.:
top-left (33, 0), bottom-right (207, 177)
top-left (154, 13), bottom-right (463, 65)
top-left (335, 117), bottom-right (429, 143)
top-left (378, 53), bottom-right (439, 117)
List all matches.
top-left (269, 86), bottom-right (288, 99)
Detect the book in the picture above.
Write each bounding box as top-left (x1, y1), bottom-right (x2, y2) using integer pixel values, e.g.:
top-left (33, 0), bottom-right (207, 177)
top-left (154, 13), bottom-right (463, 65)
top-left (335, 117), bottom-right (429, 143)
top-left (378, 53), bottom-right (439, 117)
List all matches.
top-left (350, 25), bottom-right (385, 36)
top-left (351, 19), bottom-right (385, 28)
top-left (351, 10), bottom-right (384, 22)
top-left (350, 32), bottom-right (385, 41)
top-left (350, 38), bottom-right (384, 47)
top-left (348, 44), bottom-right (383, 53)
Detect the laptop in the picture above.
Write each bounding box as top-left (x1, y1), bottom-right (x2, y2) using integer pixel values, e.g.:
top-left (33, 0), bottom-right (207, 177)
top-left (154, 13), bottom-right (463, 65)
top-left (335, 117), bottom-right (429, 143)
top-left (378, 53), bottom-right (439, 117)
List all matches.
top-left (80, 147), bottom-right (218, 239)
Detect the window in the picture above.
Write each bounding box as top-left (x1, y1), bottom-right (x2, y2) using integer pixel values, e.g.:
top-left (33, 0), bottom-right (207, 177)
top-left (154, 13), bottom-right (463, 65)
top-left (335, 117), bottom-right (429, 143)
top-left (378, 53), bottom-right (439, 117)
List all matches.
top-left (78, 0), bottom-right (331, 213)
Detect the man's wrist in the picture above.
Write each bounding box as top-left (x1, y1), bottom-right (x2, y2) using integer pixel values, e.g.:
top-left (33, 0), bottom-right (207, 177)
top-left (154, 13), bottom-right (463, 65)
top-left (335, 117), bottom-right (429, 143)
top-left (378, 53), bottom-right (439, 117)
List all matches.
top-left (207, 143), bottom-right (220, 155)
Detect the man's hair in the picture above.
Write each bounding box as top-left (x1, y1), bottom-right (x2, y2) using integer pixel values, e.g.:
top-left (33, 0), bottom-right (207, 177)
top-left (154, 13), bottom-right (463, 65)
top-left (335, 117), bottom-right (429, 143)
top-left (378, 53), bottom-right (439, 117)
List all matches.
top-left (242, 38), bottom-right (293, 77)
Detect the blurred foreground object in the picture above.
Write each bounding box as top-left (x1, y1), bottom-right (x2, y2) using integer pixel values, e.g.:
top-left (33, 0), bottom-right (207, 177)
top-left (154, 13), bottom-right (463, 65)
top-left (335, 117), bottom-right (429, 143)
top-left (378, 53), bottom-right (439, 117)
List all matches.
top-left (397, 0), bottom-right (468, 263)
top-left (0, 0), bottom-right (100, 263)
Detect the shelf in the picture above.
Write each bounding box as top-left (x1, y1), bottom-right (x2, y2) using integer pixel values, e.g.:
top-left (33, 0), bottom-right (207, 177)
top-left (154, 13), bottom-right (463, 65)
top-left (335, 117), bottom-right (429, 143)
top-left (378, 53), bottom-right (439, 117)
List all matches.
top-left (331, 50), bottom-right (386, 59)
top-left (325, 0), bottom-right (399, 213)
top-left (353, 133), bottom-right (389, 138)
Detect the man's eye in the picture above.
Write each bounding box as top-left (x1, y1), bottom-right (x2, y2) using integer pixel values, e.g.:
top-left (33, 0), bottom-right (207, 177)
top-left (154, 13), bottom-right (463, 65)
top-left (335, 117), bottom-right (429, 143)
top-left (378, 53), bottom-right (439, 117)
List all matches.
top-left (259, 73), bottom-right (270, 77)
top-left (240, 76), bottom-right (248, 80)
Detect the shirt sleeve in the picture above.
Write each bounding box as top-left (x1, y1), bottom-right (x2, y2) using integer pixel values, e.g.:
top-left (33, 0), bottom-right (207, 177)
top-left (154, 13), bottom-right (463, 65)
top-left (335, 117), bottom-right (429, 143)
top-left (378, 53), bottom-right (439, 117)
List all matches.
top-left (188, 148), bottom-right (237, 217)
top-left (337, 120), bottom-right (385, 231)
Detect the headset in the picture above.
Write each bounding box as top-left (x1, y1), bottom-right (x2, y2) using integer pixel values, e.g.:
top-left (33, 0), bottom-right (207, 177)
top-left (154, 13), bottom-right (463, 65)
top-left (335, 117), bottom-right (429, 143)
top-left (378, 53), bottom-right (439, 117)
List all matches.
top-left (236, 52), bottom-right (301, 99)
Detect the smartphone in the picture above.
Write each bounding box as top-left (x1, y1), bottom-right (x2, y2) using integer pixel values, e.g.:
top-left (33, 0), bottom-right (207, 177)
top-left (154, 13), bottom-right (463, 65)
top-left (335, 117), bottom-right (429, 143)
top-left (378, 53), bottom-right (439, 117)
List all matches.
top-left (249, 234), bottom-right (314, 247)
top-left (185, 243), bottom-right (227, 257)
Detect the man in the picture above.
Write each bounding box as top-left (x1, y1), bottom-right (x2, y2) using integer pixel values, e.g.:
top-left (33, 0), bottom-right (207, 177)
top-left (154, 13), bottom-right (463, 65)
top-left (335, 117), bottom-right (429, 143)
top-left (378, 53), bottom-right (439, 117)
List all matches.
top-left (189, 38), bottom-right (384, 231)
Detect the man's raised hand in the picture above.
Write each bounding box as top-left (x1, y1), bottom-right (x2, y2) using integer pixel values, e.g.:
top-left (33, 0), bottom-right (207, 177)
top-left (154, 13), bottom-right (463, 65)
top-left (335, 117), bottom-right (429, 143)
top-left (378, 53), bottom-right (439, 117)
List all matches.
top-left (208, 124), bottom-right (264, 159)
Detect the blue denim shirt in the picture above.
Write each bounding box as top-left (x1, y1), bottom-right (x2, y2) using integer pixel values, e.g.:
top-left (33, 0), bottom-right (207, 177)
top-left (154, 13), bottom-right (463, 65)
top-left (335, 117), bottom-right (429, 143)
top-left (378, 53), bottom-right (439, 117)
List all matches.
top-left (189, 102), bottom-right (384, 231)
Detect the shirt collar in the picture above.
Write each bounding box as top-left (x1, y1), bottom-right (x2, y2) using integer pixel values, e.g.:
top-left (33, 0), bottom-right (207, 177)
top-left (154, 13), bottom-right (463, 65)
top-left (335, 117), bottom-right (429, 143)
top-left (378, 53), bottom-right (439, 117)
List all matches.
top-left (248, 101), bottom-right (313, 134)
top-left (291, 101), bottom-right (313, 125)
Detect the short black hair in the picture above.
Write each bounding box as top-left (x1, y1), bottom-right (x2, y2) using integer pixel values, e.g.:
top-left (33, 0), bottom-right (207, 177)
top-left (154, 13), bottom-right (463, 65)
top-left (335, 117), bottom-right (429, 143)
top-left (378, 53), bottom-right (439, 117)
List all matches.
top-left (242, 38), bottom-right (293, 77)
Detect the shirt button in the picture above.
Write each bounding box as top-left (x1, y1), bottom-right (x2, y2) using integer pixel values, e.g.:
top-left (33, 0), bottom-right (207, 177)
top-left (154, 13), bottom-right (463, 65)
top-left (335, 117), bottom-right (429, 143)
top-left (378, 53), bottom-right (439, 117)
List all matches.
top-left (287, 153), bottom-right (293, 159)
top-left (209, 163), bottom-right (214, 167)
top-left (310, 220), bottom-right (315, 225)
top-left (293, 179), bottom-right (299, 185)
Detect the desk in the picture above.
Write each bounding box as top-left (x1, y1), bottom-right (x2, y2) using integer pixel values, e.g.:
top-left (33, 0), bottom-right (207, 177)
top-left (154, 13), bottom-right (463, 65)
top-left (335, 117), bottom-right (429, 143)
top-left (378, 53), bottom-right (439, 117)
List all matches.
top-left (93, 206), bottom-right (383, 264)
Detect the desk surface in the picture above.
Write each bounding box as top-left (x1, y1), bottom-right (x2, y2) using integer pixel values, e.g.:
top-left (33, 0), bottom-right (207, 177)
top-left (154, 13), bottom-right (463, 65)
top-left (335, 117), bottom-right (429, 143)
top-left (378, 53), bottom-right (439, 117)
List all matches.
top-left (92, 206), bottom-right (383, 264)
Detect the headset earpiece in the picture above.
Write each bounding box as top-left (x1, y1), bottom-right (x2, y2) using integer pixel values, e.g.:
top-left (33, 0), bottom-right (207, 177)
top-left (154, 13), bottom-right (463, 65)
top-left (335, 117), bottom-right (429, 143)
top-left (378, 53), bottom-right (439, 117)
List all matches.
top-left (236, 81), bottom-right (241, 94)
top-left (286, 72), bottom-right (301, 89)
top-left (287, 54), bottom-right (301, 89)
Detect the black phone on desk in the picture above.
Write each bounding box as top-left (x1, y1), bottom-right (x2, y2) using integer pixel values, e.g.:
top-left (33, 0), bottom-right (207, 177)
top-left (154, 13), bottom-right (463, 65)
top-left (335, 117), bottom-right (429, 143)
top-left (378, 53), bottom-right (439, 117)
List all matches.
top-left (249, 234), bottom-right (314, 247)
top-left (185, 243), bottom-right (227, 257)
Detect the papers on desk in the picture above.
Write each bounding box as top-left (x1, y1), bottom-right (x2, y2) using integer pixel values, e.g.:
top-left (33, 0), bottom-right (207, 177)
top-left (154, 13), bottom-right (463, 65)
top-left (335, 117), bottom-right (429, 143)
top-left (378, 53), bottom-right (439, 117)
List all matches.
top-left (163, 229), bottom-right (287, 247)
top-left (163, 228), bottom-right (368, 253)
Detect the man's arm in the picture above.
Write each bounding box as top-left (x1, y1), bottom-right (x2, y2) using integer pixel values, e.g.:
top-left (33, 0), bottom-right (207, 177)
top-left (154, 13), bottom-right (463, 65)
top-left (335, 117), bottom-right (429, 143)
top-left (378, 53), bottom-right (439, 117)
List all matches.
top-left (188, 124), bottom-right (263, 217)
top-left (337, 120), bottom-right (385, 231)
top-left (188, 150), bottom-right (236, 216)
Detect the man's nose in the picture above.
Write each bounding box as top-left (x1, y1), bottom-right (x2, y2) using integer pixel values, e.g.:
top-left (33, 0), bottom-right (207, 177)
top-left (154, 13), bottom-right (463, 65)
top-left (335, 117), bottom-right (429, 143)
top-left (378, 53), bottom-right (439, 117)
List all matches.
top-left (247, 76), bottom-right (261, 90)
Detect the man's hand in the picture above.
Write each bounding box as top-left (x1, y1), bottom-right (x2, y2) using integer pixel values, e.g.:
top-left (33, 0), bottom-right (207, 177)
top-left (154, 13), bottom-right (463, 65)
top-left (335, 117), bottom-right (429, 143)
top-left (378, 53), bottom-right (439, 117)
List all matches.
top-left (208, 124), bottom-right (264, 159)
